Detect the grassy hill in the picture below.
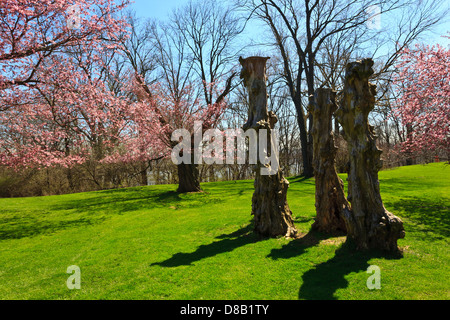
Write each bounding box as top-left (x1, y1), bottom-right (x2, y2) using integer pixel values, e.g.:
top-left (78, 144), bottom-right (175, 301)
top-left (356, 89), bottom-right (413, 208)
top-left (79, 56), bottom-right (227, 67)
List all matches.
top-left (0, 163), bottom-right (448, 300)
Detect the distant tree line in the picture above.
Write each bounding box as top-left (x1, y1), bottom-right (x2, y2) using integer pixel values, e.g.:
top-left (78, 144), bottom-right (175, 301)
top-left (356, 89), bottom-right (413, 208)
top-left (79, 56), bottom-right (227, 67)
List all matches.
top-left (0, 0), bottom-right (448, 197)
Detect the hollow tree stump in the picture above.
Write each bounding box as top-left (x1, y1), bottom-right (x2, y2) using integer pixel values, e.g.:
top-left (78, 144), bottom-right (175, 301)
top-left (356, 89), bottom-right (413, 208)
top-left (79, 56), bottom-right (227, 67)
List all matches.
top-left (239, 56), bottom-right (298, 238)
top-left (336, 58), bottom-right (405, 251)
top-left (310, 88), bottom-right (350, 233)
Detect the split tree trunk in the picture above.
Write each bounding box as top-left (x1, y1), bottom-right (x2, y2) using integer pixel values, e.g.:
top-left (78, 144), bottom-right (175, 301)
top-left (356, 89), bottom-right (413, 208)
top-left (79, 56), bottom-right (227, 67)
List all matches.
top-left (336, 58), bottom-right (405, 252)
top-left (311, 88), bottom-right (349, 233)
top-left (239, 56), bottom-right (298, 238)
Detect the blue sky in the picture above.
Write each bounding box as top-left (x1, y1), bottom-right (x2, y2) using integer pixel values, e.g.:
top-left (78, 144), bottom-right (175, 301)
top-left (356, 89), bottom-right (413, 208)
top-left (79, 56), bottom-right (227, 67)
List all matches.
top-left (127, 0), bottom-right (449, 49)
top-left (129, 0), bottom-right (190, 20)
top-left (127, 0), bottom-right (269, 56)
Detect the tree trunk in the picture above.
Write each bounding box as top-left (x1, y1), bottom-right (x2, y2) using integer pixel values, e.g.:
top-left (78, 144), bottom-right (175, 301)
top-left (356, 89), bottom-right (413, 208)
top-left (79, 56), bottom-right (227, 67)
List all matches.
top-left (405, 124), bottom-right (415, 165)
top-left (66, 167), bottom-right (75, 191)
top-left (252, 168), bottom-right (298, 238)
top-left (140, 161), bottom-right (148, 186)
top-left (305, 53), bottom-right (316, 178)
top-left (239, 56), bottom-right (298, 238)
top-left (334, 117), bottom-right (340, 136)
top-left (64, 138), bottom-right (75, 191)
top-left (311, 88), bottom-right (349, 233)
top-left (294, 101), bottom-right (313, 177)
top-left (177, 162), bottom-right (201, 193)
top-left (306, 135), bottom-right (314, 178)
top-left (336, 59), bottom-right (405, 252)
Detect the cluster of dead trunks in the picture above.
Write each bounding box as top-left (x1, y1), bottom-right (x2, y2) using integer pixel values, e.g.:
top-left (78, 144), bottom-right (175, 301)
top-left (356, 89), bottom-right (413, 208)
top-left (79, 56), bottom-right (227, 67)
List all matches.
top-left (239, 56), bottom-right (405, 252)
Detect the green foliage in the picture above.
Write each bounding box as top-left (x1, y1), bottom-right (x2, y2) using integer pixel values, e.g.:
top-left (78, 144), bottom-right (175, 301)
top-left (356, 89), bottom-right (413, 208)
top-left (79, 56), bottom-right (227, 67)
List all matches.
top-left (0, 163), bottom-right (448, 299)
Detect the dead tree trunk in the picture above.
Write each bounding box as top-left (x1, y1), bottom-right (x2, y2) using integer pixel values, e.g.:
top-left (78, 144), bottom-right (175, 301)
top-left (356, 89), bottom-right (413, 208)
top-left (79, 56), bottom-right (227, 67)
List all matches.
top-left (311, 88), bottom-right (350, 233)
top-left (336, 58), bottom-right (405, 252)
top-left (239, 56), bottom-right (298, 238)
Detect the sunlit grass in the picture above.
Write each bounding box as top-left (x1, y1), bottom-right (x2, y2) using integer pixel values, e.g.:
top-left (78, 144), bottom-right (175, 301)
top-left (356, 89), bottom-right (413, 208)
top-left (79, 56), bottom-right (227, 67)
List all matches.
top-left (0, 163), bottom-right (448, 299)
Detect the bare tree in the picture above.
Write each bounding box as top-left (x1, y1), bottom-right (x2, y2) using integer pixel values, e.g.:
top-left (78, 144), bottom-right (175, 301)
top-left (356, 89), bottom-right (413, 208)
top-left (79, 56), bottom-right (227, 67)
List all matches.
top-left (171, 0), bottom-right (242, 107)
top-left (167, 0), bottom-right (244, 190)
top-left (118, 13), bottom-right (160, 185)
top-left (336, 59), bottom-right (405, 251)
top-left (311, 88), bottom-right (350, 233)
top-left (239, 0), bottom-right (375, 176)
top-left (120, 12), bottom-right (159, 88)
top-left (237, 0), bottom-right (448, 177)
top-left (240, 56), bottom-right (298, 238)
top-left (121, 2), bottom-right (243, 193)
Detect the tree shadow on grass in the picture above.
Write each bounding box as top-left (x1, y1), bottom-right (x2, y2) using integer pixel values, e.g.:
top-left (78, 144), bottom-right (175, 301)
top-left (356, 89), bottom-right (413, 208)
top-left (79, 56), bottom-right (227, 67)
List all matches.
top-left (150, 223), bottom-right (261, 267)
top-left (266, 229), bottom-right (403, 300)
top-left (51, 190), bottom-right (183, 213)
top-left (0, 190), bottom-right (224, 241)
top-left (267, 230), bottom-right (333, 260)
top-left (0, 190), bottom-right (180, 241)
top-left (0, 215), bottom-right (104, 240)
top-left (384, 196), bottom-right (449, 239)
top-left (50, 190), bottom-right (225, 219)
top-left (288, 176), bottom-right (313, 184)
top-left (297, 241), bottom-right (403, 300)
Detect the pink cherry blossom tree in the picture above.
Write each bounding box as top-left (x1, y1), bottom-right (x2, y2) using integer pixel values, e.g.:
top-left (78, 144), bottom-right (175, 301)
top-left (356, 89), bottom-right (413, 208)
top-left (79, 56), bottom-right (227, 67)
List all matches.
top-left (125, 15), bottom-right (234, 193)
top-left (0, 0), bottom-right (235, 193)
top-left (131, 64), bottom-right (229, 193)
top-left (0, 0), bottom-right (171, 189)
top-left (0, 0), bottom-right (129, 90)
top-left (0, 49), bottom-right (165, 169)
top-left (392, 35), bottom-right (450, 159)
top-left (0, 0), bottom-right (134, 172)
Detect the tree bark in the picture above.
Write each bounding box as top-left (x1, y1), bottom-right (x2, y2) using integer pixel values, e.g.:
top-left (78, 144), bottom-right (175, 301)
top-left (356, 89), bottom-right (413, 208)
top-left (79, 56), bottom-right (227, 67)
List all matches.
top-left (252, 168), bottom-right (298, 238)
top-left (405, 124), bottom-right (415, 165)
top-left (336, 58), bottom-right (405, 252)
top-left (65, 167), bottom-right (75, 191)
top-left (177, 162), bottom-right (201, 193)
top-left (311, 88), bottom-right (349, 233)
top-left (259, 8), bottom-right (313, 178)
top-left (239, 56), bottom-right (298, 238)
top-left (294, 100), bottom-right (313, 177)
top-left (334, 117), bottom-right (340, 136)
top-left (140, 161), bottom-right (148, 186)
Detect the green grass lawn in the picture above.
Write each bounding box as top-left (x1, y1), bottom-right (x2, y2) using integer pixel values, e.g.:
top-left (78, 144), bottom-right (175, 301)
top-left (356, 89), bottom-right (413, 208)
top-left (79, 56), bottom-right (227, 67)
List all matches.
top-left (0, 163), bottom-right (449, 300)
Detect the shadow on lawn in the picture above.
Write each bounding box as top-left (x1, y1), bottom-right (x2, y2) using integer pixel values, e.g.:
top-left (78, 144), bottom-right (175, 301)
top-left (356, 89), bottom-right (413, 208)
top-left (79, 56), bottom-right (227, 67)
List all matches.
top-left (266, 230), bottom-right (403, 300)
top-left (150, 223), bottom-right (260, 267)
top-left (297, 241), bottom-right (403, 300)
top-left (52, 190), bottom-right (183, 213)
top-left (51, 189), bottom-right (226, 216)
top-left (0, 190), bottom-right (181, 240)
top-left (267, 230), bottom-right (334, 260)
top-left (288, 176), bottom-right (314, 184)
top-left (0, 190), bottom-right (223, 241)
top-left (0, 215), bottom-right (103, 240)
top-left (384, 196), bottom-right (449, 238)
